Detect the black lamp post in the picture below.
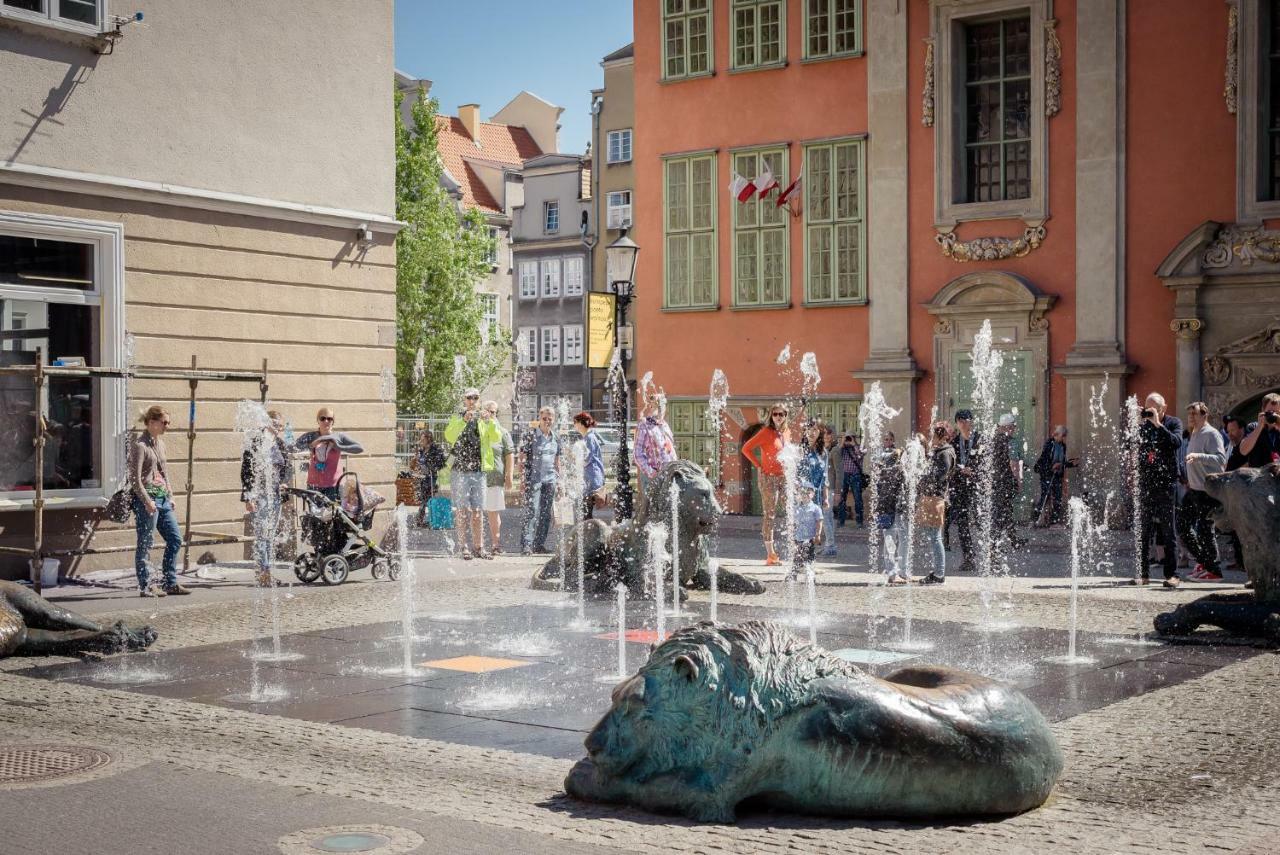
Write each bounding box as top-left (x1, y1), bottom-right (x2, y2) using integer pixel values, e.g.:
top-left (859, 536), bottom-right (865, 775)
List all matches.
top-left (606, 228), bottom-right (639, 521)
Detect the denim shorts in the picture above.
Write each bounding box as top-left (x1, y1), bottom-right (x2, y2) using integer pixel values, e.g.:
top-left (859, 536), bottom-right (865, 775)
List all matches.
top-left (452, 470), bottom-right (486, 510)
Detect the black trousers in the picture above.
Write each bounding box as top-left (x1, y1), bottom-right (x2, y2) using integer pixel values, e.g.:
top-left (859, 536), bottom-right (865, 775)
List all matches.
top-left (951, 486), bottom-right (976, 570)
top-left (1139, 486), bottom-right (1178, 579)
top-left (1177, 488), bottom-right (1221, 572)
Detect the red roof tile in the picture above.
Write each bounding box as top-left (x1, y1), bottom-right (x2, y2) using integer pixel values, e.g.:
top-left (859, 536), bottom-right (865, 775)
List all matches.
top-left (435, 116), bottom-right (542, 213)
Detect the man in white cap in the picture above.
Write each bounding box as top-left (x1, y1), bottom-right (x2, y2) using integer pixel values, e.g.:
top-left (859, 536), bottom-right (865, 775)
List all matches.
top-left (444, 386), bottom-right (500, 560)
top-left (991, 413), bottom-right (1024, 559)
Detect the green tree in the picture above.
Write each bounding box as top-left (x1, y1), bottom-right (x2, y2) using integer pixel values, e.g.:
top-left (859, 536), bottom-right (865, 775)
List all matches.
top-left (395, 84), bottom-right (511, 413)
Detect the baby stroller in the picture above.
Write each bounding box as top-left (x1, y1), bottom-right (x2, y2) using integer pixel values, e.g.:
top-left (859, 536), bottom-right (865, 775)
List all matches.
top-left (289, 473), bottom-right (400, 585)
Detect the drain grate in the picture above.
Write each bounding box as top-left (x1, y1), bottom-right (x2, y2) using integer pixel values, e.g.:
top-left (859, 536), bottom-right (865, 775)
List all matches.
top-left (0, 744), bottom-right (113, 784)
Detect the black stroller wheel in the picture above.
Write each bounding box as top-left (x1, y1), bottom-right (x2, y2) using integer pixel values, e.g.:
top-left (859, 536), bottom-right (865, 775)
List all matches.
top-left (371, 558), bottom-right (390, 581)
top-left (386, 558), bottom-right (402, 582)
top-left (293, 554), bottom-right (320, 584)
top-left (320, 554), bottom-right (350, 586)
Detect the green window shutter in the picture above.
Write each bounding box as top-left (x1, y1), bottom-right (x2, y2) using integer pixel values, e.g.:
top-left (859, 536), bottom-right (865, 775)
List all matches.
top-left (664, 153), bottom-right (717, 309)
top-left (804, 139), bottom-right (865, 304)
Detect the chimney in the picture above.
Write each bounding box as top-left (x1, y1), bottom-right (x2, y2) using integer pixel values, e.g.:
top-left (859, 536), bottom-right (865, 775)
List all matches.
top-left (458, 104), bottom-right (481, 142)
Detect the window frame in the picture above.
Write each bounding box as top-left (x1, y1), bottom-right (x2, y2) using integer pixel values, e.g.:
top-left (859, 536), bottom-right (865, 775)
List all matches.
top-left (731, 145), bottom-right (791, 309)
top-left (543, 200), bottom-right (560, 234)
top-left (731, 0), bottom-right (788, 72)
top-left (606, 190), bottom-right (633, 230)
top-left (562, 324), bottom-right (585, 365)
top-left (802, 137), bottom-right (867, 306)
top-left (540, 258), bottom-right (562, 299)
top-left (0, 209), bottom-right (125, 507)
top-left (1238, 0), bottom-right (1280, 220)
top-left (607, 129), bottom-right (634, 164)
top-left (563, 256), bottom-right (584, 297)
top-left (0, 0), bottom-right (105, 35)
top-left (478, 292), bottom-right (500, 343)
top-left (518, 261), bottom-right (538, 300)
top-left (660, 0), bottom-right (715, 82)
top-left (931, 0), bottom-right (1049, 227)
top-left (662, 150), bottom-right (719, 311)
top-left (517, 326), bottom-right (538, 367)
top-left (485, 226), bottom-right (500, 267)
top-left (540, 325), bottom-right (561, 365)
top-left (802, 0), bottom-right (863, 62)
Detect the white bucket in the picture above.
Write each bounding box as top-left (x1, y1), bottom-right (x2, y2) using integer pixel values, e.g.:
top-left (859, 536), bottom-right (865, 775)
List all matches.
top-left (39, 558), bottom-right (59, 588)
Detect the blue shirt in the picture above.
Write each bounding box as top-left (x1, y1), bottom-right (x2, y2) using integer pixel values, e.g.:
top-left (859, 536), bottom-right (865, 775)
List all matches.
top-left (582, 429), bottom-right (606, 494)
top-left (798, 449), bottom-right (826, 493)
top-left (793, 500), bottom-right (823, 542)
top-left (527, 430), bottom-right (560, 485)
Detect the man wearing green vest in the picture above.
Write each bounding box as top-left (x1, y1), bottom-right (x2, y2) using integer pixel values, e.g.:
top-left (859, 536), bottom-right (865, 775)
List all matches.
top-left (445, 387), bottom-right (501, 560)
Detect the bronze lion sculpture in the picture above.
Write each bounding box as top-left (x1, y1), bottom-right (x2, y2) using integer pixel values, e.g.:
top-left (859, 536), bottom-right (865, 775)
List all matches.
top-left (532, 460), bottom-right (765, 599)
top-left (0, 579), bottom-right (156, 658)
top-left (566, 621), bottom-right (1064, 822)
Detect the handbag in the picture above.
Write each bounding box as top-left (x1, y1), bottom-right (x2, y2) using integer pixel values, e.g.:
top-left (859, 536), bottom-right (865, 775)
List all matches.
top-left (915, 494), bottom-right (946, 528)
top-left (105, 489), bottom-right (133, 523)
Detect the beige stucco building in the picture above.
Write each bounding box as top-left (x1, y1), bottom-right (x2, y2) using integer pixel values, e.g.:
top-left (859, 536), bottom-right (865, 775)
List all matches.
top-left (0, 0), bottom-right (399, 578)
top-left (589, 43), bottom-right (634, 415)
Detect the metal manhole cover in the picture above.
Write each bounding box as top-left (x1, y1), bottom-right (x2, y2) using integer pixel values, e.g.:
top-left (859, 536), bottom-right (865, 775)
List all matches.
top-left (0, 744), bottom-right (113, 784)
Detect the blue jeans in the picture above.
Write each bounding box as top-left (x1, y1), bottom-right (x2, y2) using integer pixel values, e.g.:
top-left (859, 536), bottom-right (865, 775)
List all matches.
top-left (251, 494), bottom-right (282, 573)
top-left (922, 524), bottom-right (946, 577)
top-left (834, 473), bottom-right (863, 525)
top-left (877, 513), bottom-right (907, 576)
top-left (522, 480), bottom-right (556, 550)
top-left (133, 494), bottom-right (182, 589)
top-left (820, 501), bottom-right (836, 552)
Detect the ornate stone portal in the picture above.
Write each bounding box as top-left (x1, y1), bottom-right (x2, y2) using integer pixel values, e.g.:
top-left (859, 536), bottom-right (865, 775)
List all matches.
top-left (566, 621), bottom-right (1064, 822)
top-left (0, 580), bottom-right (156, 657)
top-left (530, 461), bottom-right (765, 599)
top-left (1154, 464), bottom-right (1280, 641)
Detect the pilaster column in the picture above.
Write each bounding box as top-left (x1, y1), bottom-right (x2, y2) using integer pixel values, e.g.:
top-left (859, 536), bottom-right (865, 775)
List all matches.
top-left (1171, 319), bottom-right (1205, 411)
top-left (854, 0), bottom-right (920, 440)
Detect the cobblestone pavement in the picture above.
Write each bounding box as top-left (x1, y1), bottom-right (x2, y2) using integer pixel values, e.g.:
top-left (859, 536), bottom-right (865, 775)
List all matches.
top-left (2, 545), bottom-right (1277, 853)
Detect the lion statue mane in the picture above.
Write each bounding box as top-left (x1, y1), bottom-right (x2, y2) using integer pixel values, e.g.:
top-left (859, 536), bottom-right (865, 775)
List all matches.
top-left (566, 621), bottom-right (1064, 822)
top-left (531, 460), bottom-right (765, 598)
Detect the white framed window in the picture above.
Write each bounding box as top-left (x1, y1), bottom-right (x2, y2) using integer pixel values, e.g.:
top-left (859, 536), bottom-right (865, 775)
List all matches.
top-left (563, 256), bottom-right (584, 296)
top-left (544, 200), bottom-right (560, 233)
top-left (479, 293), bottom-right (500, 343)
top-left (607, 191), bottom-right (633, 229)
top-left (1, 0), bottom-right (104, 33)
top-left (540, 325), bottom-right (561, 365)
top-left (732, 0), bottom-right (786, 70)
top-left (563, 324), bottom-right (584, 365)
top-left (0, 210), bottom-right (125, 505)
top-left (663, 152), bottom-right (718, 309)
top-left (540, 258), bottom-right (562, 298)
top-left (662, 0), bottom-right (713, 81)
top-left (607, 129), bottom-right (633, 164)
top-left (485, 226), bottom-right (500, 267)
top-left (517, 326), bottom-right (538, 367)
top-left (803, 0), bottom-right (861, 61)
top-left (518, 261), bottom-right (538, 299)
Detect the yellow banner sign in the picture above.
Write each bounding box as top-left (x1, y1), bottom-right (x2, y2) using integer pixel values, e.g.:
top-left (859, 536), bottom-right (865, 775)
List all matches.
top-left (587, 292), bottom-right (616, 368)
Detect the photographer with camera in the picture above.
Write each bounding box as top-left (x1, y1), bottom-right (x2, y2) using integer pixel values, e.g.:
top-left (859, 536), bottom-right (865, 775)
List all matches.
top-left (1135, 392), bottom-right (1184, 588)
top-left (1238, 392), bottom-right (1280, 468)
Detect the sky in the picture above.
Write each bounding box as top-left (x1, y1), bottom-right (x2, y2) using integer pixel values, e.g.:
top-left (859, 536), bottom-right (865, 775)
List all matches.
top-left (394, 1), bottom-right (634, 156)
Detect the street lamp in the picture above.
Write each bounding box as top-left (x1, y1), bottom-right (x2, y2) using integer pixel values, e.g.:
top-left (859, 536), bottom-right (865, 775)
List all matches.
top-left (606, 229), bottom-right (639, 521)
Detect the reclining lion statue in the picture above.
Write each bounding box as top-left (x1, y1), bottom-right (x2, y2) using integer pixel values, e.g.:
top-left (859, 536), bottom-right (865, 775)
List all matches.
top-left (0, 580), bottom-right (157, 658)
top-left (566, 621), bottom-right (1063, 822)
top-left (532, 460), bottom-right (765, 599)
top-left (1155, 463), bottom-right (1280, 641)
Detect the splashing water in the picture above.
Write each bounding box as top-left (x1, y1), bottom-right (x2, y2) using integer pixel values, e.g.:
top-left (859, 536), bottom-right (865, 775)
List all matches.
top-left (858, 382), bottom-right (901, 581)
top-left (1044, 497), bottom-right (1099, 664)
top-left (799, 352), bottom-right (821, 401)
top-left (776, 343), bottom-right (791, 365)
top-left (396, 504), bottom-right (424, 675)
top-left (412, 347), bottom-right (425, 387)
top-left (969, 320), bottom-right (1006, 620)
top-left (647, 523), bottom-right (669, 642)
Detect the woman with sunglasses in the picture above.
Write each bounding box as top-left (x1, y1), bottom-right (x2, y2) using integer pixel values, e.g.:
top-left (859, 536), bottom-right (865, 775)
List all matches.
top-left (129, 405), bottom-right (189, 597)
top-left (294, 407), bottom-right (364, 501)
top-left (741, 403), bottom-right (792, 565)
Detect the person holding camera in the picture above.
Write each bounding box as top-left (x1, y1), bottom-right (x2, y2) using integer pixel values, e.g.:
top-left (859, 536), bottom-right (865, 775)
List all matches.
top-left (444, 388), bottom-right (500, 560)
top-left (1180, 402), bottom-right (1227, 582)
top-left (1135, 392), bottom-right (1184, 587)
top-left (1239, 392), bottom-right (1280, 467)
top-left (832, 432), bottom-right (864, 527)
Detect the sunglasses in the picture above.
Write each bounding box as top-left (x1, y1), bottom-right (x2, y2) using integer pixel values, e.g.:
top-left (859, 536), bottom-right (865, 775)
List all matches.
top-left (465, 395), bottom-right (479, 400)
top-left (319, 416), bottom-right (335, 422)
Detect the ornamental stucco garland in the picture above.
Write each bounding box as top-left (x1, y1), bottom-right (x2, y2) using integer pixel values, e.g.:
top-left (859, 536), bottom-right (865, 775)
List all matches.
top-left (1045, 19), bottom-right (1062, 117)
top-left (935, 223), bottom-right (1047, 262)
top-left (1224, 2), bottom-right (1239, 115)
top-left (1203, 223), bottom-right (1280, 267)
top-left (922, 38), bottom-right (936, 127)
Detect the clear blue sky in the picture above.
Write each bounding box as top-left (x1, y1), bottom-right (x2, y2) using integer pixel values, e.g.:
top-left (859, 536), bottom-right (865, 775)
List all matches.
top-left (394, 1), bottom-right (634, 156)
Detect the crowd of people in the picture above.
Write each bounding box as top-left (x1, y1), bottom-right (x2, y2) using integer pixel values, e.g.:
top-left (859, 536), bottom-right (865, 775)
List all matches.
top-left (123, 385), bottom-right (1279, 597)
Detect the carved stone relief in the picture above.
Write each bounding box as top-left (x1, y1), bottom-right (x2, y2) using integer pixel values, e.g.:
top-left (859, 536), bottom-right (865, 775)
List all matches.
top-left (922, 37), bottom-right (936, 128)
top-left (1045, 19), bottom-right (1062, 117)
top-left (1171, 318), bottom-right (1205, 340)
top-left (936, 224), bottom-right (1047, 261)
top-left (1203, 224), bottom-right (1280, 268)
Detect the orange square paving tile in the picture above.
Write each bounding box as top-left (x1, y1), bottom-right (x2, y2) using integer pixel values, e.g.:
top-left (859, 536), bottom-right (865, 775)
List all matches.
top-left (419, 655), bottom-right (537, 673)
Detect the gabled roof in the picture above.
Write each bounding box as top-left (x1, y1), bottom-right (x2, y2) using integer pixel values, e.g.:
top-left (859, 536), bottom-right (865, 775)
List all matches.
top-left (434, 115), bottom-right (542, 213)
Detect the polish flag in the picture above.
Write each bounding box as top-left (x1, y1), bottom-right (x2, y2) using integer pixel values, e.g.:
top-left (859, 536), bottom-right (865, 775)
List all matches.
top-left (755, 164), bottom-right (779, 198)
top-left (776, 171), bottom-right (803, 207)
top-left (729, 172), bottom-right (757, 203)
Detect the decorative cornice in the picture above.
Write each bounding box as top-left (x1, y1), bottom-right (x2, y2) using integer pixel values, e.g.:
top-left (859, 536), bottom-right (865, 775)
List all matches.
top-left (1170, 318), bottom-right (1205, 340)
top-left (1203, 223), bottom-right (1280, 267)
top-left (935, 223), bottom-right (1047, 262)
top-left (1224, 1), bottom-right (1239, 115)
top-left (922, 37), bottom-right (936, 127)
top-left (1044, 19), bottom-right (1062, 118)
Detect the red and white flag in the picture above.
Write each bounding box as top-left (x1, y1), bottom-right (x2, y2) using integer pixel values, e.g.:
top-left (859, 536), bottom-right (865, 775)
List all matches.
top-left (755, 164), bottom-right (779, 198)
top-left (729, 172), bottom-right (757, 203)
top-left (776, 171), bottom-right (803, 207)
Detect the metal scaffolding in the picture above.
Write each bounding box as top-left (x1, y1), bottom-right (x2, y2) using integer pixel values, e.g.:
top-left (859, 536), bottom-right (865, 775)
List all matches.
top-left (0, 348), bottom-right (269, 592)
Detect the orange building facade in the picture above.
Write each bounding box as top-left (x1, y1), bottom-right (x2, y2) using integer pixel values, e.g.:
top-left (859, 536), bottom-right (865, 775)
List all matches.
top-left (632, 0), bottom-right (1280, 514)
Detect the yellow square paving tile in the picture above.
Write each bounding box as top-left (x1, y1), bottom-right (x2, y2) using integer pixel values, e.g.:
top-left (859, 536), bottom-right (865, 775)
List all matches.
top-left (419, 655), bottom-right (536, 673)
